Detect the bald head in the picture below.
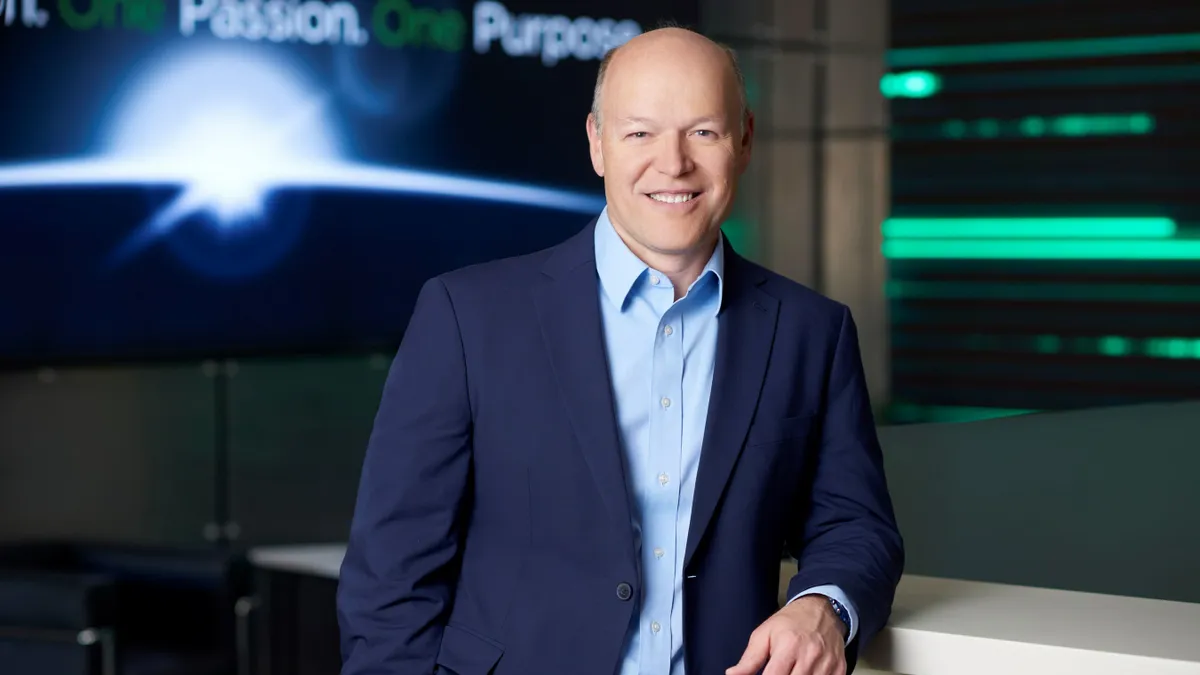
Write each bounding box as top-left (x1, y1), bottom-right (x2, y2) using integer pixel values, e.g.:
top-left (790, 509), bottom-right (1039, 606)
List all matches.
top-left (591, 27), bottom-right (748, 135)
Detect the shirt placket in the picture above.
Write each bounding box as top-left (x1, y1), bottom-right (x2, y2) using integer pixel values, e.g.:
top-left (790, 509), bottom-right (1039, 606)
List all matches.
top-left (641, 279), bottom-right (685, 675)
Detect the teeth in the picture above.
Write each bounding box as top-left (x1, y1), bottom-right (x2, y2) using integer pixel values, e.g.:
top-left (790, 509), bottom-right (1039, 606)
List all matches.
top-left (650, 192), bottom-right (695, 204)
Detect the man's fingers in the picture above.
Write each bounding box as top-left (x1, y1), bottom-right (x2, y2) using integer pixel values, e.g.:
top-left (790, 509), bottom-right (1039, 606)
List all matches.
top-left (726, 627), bottom-right (771, 675)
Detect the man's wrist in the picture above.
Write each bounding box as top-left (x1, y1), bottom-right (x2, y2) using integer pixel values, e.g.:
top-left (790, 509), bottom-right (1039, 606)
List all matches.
top-left (786, 594), bottom-right (849, 641)
top-left (787, 585), bottom-right (858, 644)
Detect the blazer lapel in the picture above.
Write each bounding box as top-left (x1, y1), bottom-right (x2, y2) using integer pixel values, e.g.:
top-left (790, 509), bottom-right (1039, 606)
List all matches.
top-left (684, 247), bottom-right (780, 569)
top-left (533, 222), bottom-right (637, 571)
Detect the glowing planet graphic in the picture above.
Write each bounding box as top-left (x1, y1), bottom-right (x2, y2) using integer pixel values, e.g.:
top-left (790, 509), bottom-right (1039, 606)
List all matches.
top-left (0, 46), bottom-right (604, 278)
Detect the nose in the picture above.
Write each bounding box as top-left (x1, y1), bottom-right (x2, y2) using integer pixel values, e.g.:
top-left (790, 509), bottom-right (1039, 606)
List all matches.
top-left (652, 133), bottom-right (693, 178)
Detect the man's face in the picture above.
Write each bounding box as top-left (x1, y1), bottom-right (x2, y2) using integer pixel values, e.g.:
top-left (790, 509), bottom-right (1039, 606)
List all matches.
top-left (587, 36), bottom-right (753, 262)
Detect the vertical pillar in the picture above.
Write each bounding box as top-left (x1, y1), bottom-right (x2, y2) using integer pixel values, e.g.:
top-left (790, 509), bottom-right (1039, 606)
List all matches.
top-left (702, 0), bottom-right (891, 411)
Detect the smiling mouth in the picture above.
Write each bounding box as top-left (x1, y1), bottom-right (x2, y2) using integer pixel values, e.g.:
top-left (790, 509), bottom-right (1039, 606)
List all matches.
top-left (647, 192), bottom-right (701, 204)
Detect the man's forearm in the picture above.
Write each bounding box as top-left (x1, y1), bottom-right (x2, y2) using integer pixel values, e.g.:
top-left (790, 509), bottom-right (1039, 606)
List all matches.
top-left (788, 306), bottom-right (905, 650)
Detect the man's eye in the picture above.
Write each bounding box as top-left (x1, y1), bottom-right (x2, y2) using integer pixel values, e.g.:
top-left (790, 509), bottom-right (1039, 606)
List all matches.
top-left (628, 132), bottom-right (648, 139)
top-left (695, 130), bottom-right (715, 137)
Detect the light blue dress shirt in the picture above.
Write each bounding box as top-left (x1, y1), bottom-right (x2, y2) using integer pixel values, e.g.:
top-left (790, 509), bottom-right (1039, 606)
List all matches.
top-left (592, 208), bottom-right (858, 675)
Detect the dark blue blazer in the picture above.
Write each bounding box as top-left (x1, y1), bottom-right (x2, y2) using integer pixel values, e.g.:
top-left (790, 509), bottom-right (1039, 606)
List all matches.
top-left (338, 219), bottom-right (904, 675)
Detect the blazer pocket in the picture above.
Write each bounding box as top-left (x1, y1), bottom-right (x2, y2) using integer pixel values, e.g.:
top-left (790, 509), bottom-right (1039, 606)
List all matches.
top-left (745, 413), bottom-right (817, 446)
top-left (435, 623), bottom-right (505, 675)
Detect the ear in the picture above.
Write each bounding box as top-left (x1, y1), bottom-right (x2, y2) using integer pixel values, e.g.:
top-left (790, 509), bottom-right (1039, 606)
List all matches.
top-left (737, 109), bottom-right (755, 174)
top-left (587, 113), bottom-right (605, 177)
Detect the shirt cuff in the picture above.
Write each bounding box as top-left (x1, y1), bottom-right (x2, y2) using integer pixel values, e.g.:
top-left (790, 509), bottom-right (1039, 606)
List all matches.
top-left (787, 585), bottom-right (859, 645)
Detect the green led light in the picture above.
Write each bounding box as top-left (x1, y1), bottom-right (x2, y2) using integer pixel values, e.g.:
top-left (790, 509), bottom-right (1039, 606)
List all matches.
top-left (887, 280), bottom-right (1200, 304)
top-left (882, 217), bottom-right (1176, 239)
top-left (1020, 117), bottom-right (1048, 136)
top-left (882, 239), bottom-right (1200, 260)
top-left (1036, 335), bottom-right (1061, 354)
top-left (942, 119), bottom-right (967, 138)
top-left (947, 64), bottom-right (1200, 93)
top-left (1054, 113), bottom-right (1154, 136)
top-left (881, 71), bottom-right (942, 98)
top-left (888, 32), bottom-right (1200, 68)
top-left (894, 332), bottom-right (1200, 361)
top-left (721, 218), bottom-right (753, 256)
top-left (887, 403), bottom-right (1036, 424)
top-left (1098, 336), bottom-right (1132, 357)
top-left (1147, 338), bottom-right (1200, 360)
top-left (902, 113), bottom-right (1157, 141)
top-left (743, 72), bottom-right (762, 109)
top-left (976, 118), bottom-right (1001, 137)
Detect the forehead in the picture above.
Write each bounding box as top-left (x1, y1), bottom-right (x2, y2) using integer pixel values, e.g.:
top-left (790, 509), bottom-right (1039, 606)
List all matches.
top-left (603, 45), bottom-right (738, 121)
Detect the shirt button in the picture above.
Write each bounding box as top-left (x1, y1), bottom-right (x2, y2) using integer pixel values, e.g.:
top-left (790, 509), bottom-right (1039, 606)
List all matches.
top-left (663, 325), bottom-right (674, 336)
top-left (660, 397), bottom-right (671, 408)
top-left (653, 547), bottom-right (664, 559)
top-left (650, 275), bottom-right (661, 285)
top-left (658, 473), bottom-right (669, 486)
top-left (651, 621), bottom-right (661, 634)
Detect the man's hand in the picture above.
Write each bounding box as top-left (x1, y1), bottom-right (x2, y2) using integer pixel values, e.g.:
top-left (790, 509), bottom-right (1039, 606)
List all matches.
top-left (726, 595), bottom-right (847, 675)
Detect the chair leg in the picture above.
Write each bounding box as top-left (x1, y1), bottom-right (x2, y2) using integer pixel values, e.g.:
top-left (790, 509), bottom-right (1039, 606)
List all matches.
top-left (77, 627), bottom-right (116, 675)
top-left (235, 596), bottom-right (260, 675)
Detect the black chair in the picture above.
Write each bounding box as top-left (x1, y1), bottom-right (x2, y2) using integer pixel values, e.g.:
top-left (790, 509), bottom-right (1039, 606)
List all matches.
top-left (0, 542), bottom-right (253, 675)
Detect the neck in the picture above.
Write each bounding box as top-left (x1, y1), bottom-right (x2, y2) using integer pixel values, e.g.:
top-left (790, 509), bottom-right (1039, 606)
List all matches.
top-left (612, 226), bottom-right (719, 301)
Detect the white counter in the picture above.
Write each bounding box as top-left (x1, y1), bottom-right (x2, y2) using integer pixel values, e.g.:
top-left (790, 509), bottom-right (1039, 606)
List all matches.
top-left (252, 544), bottom-right (1200, 674)
top-left (857, 574), bottom-right (1200, 675)
top-left (250, 543), bottom-right (345, 578)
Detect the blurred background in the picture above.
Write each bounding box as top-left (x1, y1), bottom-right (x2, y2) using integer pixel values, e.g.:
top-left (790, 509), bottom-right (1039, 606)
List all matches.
top-left (1, 0), bottom-right (1198, 674)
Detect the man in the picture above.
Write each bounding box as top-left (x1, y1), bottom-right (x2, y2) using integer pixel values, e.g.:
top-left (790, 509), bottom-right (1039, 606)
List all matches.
top-left (338, 26), bottom-right (903, 675)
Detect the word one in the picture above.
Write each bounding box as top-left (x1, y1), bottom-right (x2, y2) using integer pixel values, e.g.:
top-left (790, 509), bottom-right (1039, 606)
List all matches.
top-left (473, 0), bottom-right (640, 67)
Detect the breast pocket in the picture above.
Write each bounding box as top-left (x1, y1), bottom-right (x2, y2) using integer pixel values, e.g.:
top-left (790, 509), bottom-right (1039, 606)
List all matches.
top-left (745, 413), bottom-right (817, 447)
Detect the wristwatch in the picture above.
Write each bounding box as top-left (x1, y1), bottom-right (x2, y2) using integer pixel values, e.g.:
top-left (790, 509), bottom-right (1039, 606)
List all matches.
top-left (827, 596), bottom-right (851, 639)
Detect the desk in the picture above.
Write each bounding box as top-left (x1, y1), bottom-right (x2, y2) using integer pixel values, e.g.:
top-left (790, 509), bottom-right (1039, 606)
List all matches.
top-left (252, 545), bottom-right (1200, 675)
top-left (856, 574), bottom-right (1200, 675)
top-left (251, 544), bottom-right (345, 579)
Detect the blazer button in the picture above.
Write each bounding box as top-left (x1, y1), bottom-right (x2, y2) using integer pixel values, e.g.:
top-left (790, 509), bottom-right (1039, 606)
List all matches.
top-left (616, 582), bottom-right (633, 601)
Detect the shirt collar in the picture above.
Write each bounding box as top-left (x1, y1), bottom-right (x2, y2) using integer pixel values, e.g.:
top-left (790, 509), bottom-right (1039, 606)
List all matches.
top-left (593, 206), bottom-right (725, 312)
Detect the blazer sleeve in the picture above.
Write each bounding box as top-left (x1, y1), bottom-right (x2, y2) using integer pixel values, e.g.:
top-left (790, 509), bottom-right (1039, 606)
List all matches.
top-left (784, 306), bottom-right (905, 670)
top-left (338, 277), bottom-right (473, 675)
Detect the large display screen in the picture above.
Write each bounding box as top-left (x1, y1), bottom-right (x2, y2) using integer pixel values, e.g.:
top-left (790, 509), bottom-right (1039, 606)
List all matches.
top-left (0, 0), bottom-right (697, 364)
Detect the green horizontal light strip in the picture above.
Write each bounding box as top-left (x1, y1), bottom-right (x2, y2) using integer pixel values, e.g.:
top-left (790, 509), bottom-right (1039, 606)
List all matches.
top-left (894, 332), bottom-right (1200, 361)
top-left (880, 71), bottom-right (942, 99)
top-left (894, 113), bottom-right (1157, 141)
top-left (882, 217), bottom-right (1176, 239)
top-left (1029, 113), bottom-right (1155, 137)
top-left (946, 64), bottom-right (1200, 93)
top-left (887, 32), bottom-right (1200, 68)
top-left (887, 280), bottom-right (1200, 303)
top-left (883, 240), bottom-right (1200, 260)
top-left (886, 403), bottom-right (1036, 424)
top-left (1147, 338), bottom-right (1200, 359)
